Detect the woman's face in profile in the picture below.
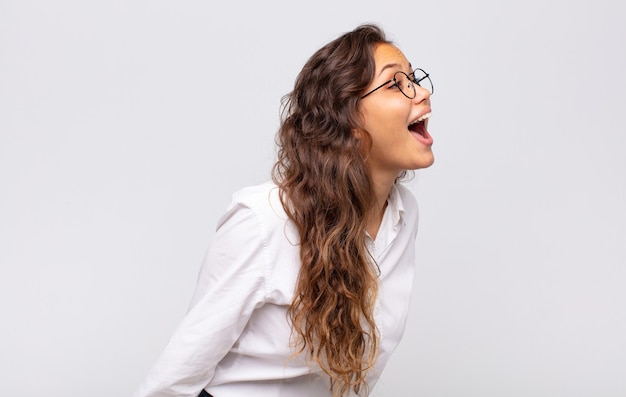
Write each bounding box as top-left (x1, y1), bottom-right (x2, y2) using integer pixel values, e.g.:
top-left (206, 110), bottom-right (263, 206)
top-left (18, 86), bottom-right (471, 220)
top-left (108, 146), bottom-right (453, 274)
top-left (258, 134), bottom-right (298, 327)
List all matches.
top-left (358, 43), bottom-right (434, 176)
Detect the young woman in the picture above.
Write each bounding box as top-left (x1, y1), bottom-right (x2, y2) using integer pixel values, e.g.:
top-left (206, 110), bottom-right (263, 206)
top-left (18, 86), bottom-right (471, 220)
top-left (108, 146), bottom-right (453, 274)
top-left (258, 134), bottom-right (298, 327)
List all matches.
top-left (135, 24), bottom-right (434, 397)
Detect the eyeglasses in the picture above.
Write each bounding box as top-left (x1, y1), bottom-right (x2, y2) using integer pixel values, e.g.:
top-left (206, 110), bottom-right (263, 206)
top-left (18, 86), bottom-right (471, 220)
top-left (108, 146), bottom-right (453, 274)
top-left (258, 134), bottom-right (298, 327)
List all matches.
top-left (361, 68), bottom-right (434, 99)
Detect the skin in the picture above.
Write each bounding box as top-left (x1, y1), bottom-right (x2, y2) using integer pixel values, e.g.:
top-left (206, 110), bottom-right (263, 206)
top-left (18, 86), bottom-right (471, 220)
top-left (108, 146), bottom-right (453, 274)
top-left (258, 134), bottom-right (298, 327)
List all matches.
top-left (357, 43), bottom-right (435, 238)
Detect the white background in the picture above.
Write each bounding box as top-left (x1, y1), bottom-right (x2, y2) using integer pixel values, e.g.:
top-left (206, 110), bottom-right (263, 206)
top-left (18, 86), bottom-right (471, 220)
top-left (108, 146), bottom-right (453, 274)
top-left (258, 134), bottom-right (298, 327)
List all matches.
top-left (1, 0), bottom-right (625, 396)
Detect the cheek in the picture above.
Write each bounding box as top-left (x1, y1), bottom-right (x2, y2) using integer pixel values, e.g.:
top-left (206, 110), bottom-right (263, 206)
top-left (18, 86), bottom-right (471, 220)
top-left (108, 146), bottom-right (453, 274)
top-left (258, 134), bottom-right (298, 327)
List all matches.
top-left (364, 102), bottom-right (408, 132)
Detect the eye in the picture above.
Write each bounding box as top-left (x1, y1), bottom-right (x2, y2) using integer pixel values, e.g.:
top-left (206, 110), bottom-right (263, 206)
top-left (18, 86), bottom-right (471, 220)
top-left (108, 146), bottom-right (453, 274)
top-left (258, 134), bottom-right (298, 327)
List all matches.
top-left (387, 80), bottom-right (400, 90)
top-left (386, 76), bottom-right (411, 97)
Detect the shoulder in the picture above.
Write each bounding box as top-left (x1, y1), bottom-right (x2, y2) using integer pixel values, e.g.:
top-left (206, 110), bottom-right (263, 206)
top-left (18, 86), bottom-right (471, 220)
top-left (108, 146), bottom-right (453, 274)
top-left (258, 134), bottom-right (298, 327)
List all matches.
top-left (230, 180), bottom-right (282, 210)
top-left (217, 180), bottom-right (290, 238)
top-left (225, 180), bottom-right (286, 222)
top-left (215, 181), bottom-right (300, 303)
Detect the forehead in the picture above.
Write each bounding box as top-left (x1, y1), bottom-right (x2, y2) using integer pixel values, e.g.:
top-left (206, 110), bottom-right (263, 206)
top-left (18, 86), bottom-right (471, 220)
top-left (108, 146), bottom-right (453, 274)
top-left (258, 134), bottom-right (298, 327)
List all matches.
top-left (373, 43), bottom-right (410, 73)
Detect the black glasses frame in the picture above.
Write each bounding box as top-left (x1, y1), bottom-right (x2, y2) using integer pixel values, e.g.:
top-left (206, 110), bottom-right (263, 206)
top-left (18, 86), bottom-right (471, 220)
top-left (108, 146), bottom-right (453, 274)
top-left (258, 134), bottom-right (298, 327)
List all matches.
top-left (360, 68), bottom-right (433, 99)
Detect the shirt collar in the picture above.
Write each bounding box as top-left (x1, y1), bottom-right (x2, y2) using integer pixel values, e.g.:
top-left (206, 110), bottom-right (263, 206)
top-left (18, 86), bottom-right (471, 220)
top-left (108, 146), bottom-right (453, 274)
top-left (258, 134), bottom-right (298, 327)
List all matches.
top-left (386, 183), bottom-right (406, 229)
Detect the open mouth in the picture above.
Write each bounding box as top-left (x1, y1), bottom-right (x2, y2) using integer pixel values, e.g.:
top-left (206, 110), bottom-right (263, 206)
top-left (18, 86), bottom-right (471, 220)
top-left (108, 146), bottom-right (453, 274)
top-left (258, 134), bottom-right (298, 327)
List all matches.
top-left (408, 112), bottom-right (433, 144)
top-left (408, 119), bottom-right (427, 136)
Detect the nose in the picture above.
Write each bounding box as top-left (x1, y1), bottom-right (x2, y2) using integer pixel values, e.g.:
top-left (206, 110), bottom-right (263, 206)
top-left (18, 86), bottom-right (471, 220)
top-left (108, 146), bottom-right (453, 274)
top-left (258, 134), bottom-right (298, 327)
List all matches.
top-left (412, 85), bottom-right (430, 104)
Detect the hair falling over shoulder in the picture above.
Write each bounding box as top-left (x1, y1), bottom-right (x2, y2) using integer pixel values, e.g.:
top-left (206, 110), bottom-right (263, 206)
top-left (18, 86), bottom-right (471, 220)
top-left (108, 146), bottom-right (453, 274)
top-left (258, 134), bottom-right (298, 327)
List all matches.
top-left (272, 24), bottom-right (390, 396)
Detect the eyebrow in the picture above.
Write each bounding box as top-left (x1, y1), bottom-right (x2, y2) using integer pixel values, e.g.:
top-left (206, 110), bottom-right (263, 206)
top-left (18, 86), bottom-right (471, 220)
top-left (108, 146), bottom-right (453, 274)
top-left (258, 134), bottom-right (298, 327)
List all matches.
top-left (378, 62), bottom-right (413, 77)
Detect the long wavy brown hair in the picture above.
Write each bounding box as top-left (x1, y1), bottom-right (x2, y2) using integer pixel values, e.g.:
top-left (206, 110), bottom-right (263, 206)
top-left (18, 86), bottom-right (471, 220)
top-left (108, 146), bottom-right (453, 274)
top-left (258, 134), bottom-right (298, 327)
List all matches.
top-left (272, 24), bottom-right (390, 396)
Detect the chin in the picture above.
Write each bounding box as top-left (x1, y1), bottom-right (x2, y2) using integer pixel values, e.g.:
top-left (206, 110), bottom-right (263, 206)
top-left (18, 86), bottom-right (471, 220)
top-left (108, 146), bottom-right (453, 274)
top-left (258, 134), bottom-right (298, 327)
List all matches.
top-left (414, 153), bottom-right (435, 170)
top-left (424, 154), bottom-right (435, 168)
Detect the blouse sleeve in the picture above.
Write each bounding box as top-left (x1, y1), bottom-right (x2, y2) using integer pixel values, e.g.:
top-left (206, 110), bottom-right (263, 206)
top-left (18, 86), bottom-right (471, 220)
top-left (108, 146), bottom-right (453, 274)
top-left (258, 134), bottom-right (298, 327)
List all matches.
top-left (134, 202), bottom-right (268, 397)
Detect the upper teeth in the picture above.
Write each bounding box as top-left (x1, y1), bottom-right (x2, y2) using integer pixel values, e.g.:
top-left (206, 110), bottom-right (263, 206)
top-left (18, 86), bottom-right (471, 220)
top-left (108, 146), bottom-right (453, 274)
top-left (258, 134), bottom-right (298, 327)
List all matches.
top-left (410, 112), bottom-right (431, 125)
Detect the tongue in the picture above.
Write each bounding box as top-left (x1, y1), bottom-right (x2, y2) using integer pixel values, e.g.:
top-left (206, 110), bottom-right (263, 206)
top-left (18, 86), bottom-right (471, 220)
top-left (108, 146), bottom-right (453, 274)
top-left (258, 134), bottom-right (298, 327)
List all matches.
top-left (410, 121), bottom-right (425, 137)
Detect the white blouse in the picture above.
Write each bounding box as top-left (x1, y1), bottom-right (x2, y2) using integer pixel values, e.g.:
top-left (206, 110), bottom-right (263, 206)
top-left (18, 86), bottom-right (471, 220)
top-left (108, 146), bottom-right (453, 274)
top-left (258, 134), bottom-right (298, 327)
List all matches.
top-left (134, 181), bottom-right (420, 397)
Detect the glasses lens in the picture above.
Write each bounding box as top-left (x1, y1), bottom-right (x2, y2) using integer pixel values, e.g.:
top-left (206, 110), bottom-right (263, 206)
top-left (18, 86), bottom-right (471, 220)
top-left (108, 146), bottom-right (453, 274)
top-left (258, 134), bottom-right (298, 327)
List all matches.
top-left (395, 72), bottom-right (416, 99)
top-left (412, 68), bottom-right (434, 95)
